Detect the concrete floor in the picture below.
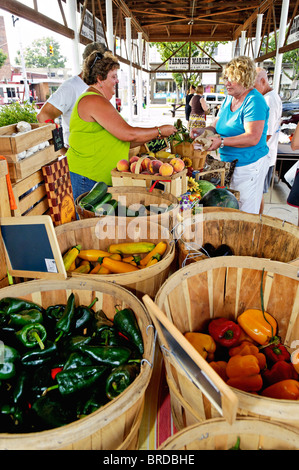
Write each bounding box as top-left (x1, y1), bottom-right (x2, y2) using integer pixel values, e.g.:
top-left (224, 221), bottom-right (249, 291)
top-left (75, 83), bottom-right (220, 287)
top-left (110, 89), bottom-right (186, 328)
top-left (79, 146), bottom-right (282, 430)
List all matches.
top-left (127, 103), bottom-right (298, 226)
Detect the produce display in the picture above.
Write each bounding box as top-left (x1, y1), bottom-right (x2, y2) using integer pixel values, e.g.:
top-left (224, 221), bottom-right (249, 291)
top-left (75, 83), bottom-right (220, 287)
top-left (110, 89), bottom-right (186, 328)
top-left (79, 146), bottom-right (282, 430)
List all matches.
top-left (115, 154), bottom-right (185, 177)
top-left (185, 305), bottom-right (299, 400)
top-left (63, 241), bottom-right (168, 274)
top-left (78, 182), bottom-right (176, 216)
top-left (0, 295), bottom-right (143, 432)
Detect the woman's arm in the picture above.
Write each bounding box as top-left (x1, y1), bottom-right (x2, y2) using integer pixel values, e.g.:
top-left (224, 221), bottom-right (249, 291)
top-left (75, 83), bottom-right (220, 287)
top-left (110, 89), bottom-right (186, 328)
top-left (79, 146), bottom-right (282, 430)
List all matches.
top-left (200, 97), bottom-right (209, 113)
top-left (291, 124), bottom-right (299, 150)
top-left (208, 120), bottom-right (265, 151)
top-left (78, 95), bottom-right (175, 142)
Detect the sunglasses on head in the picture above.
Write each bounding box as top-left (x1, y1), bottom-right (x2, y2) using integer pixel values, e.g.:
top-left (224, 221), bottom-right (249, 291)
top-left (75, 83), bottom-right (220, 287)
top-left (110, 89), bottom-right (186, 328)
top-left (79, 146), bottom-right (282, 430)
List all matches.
top-left (90, 51), bottom-right (103, 70)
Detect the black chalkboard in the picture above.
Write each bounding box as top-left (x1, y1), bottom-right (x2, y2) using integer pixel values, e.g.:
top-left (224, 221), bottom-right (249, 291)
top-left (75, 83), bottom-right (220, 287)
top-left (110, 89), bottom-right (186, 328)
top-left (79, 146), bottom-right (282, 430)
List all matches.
top-left (144, 137), bottom-right (168, 153)
top-left (0, 216), bottom-right (66, 280)
top-left (52, 126), bottom-right (64, 151)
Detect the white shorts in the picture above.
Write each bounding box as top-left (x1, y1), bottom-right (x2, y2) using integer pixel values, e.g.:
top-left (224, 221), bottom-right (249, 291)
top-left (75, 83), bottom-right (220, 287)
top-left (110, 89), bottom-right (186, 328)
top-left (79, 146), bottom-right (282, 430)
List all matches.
top-left (230, 156), bottom-right (268, 214)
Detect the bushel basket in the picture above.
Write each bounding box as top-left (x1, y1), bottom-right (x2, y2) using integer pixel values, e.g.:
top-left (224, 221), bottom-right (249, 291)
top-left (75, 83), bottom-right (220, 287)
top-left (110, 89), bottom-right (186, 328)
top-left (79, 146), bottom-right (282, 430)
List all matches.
top-left (155, 256), bottom-right (299, 431)
top-left (55, 217), bottom-right (175, 300)
top-left (177, 207), bottom-right (299, 267)
top-left (0, 278), bottom-right (154, 450)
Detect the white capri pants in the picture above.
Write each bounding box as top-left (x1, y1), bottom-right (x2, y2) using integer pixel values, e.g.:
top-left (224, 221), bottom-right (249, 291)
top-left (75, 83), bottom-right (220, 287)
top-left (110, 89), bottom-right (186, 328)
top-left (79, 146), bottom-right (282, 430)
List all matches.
top-left (230, 156), bottom-right (269, 214)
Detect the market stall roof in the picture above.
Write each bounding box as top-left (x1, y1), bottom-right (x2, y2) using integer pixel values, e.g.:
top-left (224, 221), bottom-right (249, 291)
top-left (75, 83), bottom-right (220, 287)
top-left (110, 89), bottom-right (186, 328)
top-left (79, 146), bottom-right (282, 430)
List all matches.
top-left (1, 0), bottom-right (298, 62)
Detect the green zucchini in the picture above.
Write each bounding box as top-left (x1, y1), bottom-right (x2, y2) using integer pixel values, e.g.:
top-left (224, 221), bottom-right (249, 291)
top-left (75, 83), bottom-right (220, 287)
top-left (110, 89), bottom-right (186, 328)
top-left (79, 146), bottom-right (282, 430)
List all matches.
top-left (79, 182), bottom-right (108, 209)
top-left (92, 193), bottom-right (112, 212)
top-left (94, 197), bottom-right (118, 216)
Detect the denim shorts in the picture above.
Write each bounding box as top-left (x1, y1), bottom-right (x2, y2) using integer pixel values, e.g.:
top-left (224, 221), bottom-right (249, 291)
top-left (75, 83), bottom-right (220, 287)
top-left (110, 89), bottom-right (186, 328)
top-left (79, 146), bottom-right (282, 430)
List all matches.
top-left (70, 172), bottom-right (98, 203)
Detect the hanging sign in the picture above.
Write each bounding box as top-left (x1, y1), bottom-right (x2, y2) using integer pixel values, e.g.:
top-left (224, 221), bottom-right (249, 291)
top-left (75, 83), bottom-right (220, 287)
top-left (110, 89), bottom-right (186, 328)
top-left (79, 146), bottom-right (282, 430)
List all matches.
top-left (288, 15), bottom-right (299, 44)
top-left (80, 5), bottom-right (106, 44)
top-left (168, 57), bottom-right (211, 70)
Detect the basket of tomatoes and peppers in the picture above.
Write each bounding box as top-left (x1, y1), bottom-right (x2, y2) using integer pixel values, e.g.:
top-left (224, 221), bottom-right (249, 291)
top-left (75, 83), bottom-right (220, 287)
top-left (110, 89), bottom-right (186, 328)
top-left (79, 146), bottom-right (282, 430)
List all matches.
top-left (0, 294), bottom-right (144, 433)
top-left (184, 307), bottom-right (299, 400)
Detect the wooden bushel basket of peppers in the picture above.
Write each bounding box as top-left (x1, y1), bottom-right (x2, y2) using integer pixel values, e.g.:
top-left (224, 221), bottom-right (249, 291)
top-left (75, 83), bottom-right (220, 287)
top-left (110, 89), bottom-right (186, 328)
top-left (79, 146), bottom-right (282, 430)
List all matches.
top-left (0, 278), bottom-right (154, 450)
top-left (155, 256), bottom-right (299, 432)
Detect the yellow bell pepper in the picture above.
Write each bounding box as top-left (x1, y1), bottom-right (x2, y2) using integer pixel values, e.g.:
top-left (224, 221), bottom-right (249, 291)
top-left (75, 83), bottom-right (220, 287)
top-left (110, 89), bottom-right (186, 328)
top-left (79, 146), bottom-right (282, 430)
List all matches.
top-left (237, 309), bottom-right (277, 346)
top-left (184, 332), bottom-right (216, 361)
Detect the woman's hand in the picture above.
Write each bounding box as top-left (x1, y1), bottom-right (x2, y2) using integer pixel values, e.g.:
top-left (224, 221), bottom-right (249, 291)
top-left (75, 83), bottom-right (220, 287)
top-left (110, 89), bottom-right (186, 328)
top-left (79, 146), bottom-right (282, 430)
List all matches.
top-left (207, 135), bottom-right (222, 151)
top-left (160, 125), bottom-right (177, 137)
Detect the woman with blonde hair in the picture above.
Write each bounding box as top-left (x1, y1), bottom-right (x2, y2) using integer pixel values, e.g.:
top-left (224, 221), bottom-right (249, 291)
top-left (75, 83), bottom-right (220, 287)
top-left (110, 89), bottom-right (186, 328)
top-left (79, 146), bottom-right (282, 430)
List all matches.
top-left (191, 56), bottom-right (269, 214)
top-left (66, 49), bottom-right (176, 201)
top-left (188, 85), bottom-right (209, 130)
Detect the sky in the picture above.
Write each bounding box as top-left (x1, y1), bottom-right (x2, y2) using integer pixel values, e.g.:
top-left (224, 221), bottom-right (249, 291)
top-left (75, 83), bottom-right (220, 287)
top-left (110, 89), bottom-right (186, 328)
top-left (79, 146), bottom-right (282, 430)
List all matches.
top-left (0, 2), bottom-right (80, 68)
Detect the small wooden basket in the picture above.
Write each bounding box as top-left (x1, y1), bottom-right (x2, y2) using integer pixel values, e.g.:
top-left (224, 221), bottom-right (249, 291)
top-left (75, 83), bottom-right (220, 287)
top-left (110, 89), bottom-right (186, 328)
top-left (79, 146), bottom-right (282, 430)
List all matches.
top-left (159, 417), bottom-right (299, 450)
top-left (111, 157), bottom-right (187, 198)
top-left (55, 217), bottom-right (175, 299)
top-left (0, 278), bottom-right (154, 450)
top-left (155, 256), bottom-right (299, 431)
top-left (171, 141), bottom-right (207, 170)
top-left (177, 207), bottom-right (299, 267)
top-left (75, 186), bottom-right (179, 228)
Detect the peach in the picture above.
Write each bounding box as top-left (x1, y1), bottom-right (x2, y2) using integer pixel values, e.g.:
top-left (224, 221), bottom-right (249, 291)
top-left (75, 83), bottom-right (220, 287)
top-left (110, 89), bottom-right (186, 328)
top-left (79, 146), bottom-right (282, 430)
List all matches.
top-left (159, 163), bottom-right (174, 176)
top-left (130, 161), bottom-right (138, 173)
top-left (141, 157), bottom-right (151, 171)
top-left (148, 159), bottom-right (163, 174)
top-left (116, 159), bottom-right (130, 172)
top-left (129, 155), bottom-right (140, 165)
top-left (170, 158), bottom-right (185, 173)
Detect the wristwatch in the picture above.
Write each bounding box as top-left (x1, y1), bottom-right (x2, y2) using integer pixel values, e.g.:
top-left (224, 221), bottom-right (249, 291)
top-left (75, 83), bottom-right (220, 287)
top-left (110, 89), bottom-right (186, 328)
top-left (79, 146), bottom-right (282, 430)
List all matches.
top-left (220, 137), bottom-right (225, 149)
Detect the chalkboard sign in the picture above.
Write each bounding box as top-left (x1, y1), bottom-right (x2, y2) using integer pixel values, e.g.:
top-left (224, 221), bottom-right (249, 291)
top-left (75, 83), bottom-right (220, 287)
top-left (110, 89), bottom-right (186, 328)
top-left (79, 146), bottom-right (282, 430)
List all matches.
top-left (0, 215), bottom-right (67, 280)
top-left (142, 295), bottom-right (238, 424)
top-left (52, 126), bottom-right (64, 151)
top-left (144, 137), bottom-right (168, 153)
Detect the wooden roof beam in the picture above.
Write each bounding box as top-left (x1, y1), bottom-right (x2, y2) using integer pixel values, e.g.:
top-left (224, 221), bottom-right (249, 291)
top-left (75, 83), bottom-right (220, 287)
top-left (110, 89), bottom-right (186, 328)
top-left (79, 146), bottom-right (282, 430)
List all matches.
top-left (0, 0), bottom-right (74, 39)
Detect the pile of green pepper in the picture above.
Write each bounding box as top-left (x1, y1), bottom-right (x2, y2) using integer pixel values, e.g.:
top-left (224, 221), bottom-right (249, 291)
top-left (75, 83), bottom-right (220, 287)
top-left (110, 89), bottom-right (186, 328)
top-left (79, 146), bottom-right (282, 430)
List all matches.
top-left (0, 295), bottom-right (143, 432)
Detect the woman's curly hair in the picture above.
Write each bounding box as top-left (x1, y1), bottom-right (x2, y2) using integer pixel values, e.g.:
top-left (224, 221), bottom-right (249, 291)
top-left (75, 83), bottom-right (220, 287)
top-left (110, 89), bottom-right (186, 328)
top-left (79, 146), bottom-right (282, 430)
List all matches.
top-left (82, 50), bottom-right (120, 85)
top-left (223, 56), bottom-right (257, 89)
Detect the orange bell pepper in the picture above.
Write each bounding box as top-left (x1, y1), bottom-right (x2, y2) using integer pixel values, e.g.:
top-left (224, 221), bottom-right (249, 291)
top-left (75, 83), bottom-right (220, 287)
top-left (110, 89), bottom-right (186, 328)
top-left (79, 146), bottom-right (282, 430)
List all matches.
top-left (237, 309), bottom-right (277, 345)
top-left (261, 379), bottom-right (299, 400)
top-left (184, 332), bottom-right (216, 361)
top-left (209, 361), bottom-right (228, 382)
top-left (229, 341), bottom-right (266, 370)
top-left (226, 354), bottom-right (263, 392)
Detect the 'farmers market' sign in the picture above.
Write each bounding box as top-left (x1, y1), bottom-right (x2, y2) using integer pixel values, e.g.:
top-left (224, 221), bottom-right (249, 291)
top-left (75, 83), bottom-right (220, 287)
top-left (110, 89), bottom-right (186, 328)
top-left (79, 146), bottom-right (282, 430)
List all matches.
top-left (168, 57), bottom-right (211, 70)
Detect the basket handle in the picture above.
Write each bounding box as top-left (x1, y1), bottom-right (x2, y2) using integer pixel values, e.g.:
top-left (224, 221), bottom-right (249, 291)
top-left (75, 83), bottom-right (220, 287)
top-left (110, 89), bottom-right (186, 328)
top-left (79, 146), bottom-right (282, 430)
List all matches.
top-left (134, 156), bottom-right (153, 175)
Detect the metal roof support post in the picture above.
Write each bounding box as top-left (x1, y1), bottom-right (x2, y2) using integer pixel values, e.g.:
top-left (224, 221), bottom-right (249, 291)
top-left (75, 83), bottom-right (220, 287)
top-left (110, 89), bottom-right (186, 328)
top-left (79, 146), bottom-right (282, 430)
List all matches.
top-left (126, 17), bottom-right (133, 123)
top-left (254, 14), bottom-right (263, 60)
top-left (106, 0), bottom-right (116, 107)
top-left (273, 0), bottom-right (290, 94)
top-left (145, 41), bottom-right (150, 118)
top-left (68, 0), bottom-right (81, 75)
top-left (240, 31), bottom-right (246, 55)
top-left (137, 32), bottom-right (143, 118)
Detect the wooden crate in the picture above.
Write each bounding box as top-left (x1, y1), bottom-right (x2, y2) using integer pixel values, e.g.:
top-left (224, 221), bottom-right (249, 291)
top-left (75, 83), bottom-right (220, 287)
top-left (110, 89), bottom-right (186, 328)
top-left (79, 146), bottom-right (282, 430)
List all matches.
top-left (0, 122), bottom-right (60, 182)
top-left (171, 141), bottom-right (207, 170)
top-left (111, 167), bottom-right (187, 197)
top-left (12, 169), bottom-right (50, 217)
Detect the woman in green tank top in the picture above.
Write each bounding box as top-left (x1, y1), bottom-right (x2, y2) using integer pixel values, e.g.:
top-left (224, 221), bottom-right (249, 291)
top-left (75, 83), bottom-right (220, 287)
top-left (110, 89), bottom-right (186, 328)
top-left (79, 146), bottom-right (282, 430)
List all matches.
top-left (67, 49), bottom-right (176, 202)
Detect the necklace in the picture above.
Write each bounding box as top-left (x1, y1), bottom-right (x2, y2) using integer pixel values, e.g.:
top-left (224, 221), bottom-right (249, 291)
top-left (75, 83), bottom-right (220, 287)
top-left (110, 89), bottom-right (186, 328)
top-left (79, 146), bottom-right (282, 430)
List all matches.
top-left (89, 85), bottom-right (106, 98)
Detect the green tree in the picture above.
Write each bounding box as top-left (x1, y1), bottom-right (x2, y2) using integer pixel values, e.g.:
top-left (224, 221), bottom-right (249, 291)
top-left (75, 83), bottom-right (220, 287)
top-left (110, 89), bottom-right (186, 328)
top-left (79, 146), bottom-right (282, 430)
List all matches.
top-left (15, 37), bottom-right (66, 68)
top-left (0, 49), bottom-right (7, 69)
top-left (261, 34), bottom-right (299, 82)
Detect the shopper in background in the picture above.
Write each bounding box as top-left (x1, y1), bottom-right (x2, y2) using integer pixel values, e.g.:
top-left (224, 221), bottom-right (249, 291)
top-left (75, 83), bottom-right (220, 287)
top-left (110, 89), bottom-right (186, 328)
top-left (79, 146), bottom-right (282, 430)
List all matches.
top-left (287, 123), bottom-right (299, 225)
top-left (37, 42), bottom-right (108, 154)
top-left (191, 56), bottom-right (269, 214)
top-left (185, 84), bottom-right (196, 122)
top-left (254, 67), bottom-right (282, 214)
top-left (188, 85), bottom-right (209, 131)
top-left (67, 49), bottom-right (176, 201)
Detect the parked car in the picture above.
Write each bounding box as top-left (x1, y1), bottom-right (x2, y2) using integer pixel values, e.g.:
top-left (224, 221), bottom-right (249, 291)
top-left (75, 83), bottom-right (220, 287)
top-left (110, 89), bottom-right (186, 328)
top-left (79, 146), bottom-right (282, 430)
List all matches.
top-left (203, 92), bottom-right (226, 106)
top-left (282, 99), bottom-right (299, 117)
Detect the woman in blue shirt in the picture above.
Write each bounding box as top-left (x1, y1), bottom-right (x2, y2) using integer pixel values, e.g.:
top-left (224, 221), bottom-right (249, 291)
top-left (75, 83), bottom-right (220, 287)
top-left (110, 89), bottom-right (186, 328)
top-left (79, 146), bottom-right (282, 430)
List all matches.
top-left (192, 56), bottom-right (269, 214)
